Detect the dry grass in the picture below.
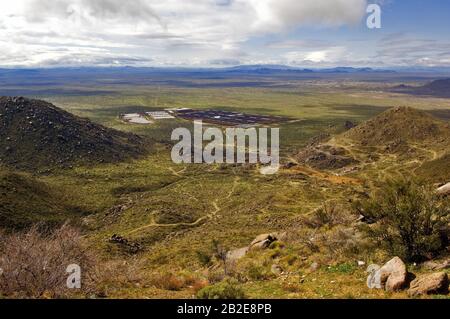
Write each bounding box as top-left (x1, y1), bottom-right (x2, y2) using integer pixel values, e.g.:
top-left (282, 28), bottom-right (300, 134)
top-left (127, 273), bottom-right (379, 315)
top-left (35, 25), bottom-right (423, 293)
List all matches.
top-left (302, 201), bottom-right (355, 229)
top-left (0, 224), bottom-right (151, 299)
top-left (150, 273), bottom-right (185, 291)
top-left (149, 272), bottom-right (206, 292)
top-left (0, 224), bottom-right (95, 298)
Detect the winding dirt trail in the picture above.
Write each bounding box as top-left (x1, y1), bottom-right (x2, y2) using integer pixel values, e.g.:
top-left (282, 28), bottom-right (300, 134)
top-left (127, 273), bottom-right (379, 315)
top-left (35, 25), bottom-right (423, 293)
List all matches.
top-left (126, 200), bottom-right (220, 235)
top-left (169, 166), bottom-right (187, 177)
top-left (125, 176), bottom-right (240, 236)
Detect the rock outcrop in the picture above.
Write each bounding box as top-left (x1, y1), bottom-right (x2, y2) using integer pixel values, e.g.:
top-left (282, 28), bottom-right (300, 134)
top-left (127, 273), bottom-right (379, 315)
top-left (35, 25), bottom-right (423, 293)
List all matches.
top-left (437, 183), bottom-right (450, 196)
top-left (271, 264), bottom-right (283, 276)
top-left (367, 257), bottom-right (408, 291)
top-left (109, 234), bottom-right (142, 254)
top-left (422, 259), bottom-right (450, 271)
top-left (226, 247), bottom-right (249, 262)
top-left (367, 264), bottom-right (382, 289)
top-left (249, 233), bottom-right (278, 250)
top-left (408, 272), bottom-right (449, 296)
top-left (226, 232), bottom-right (282, 262)
top-left (296, 144), bottom-right (358, 170)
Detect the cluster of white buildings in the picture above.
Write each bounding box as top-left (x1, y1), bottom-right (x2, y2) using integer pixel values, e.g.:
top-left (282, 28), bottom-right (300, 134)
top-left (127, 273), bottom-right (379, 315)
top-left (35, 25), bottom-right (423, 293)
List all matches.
top-left (146, 111), bottom-right (175, 120)
top-left (121, 113), bottom-right (152, 124)
top-left (121, 110), bottom-right (175, 125)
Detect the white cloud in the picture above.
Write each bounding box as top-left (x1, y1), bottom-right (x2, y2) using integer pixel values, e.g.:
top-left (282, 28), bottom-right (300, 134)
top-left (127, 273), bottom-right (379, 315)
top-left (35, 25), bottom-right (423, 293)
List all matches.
top-left (305, 51), bottom-right (327, 63)
top-left (0, 1), bottom-right (448, 68)
top-left (283, 47), bottom-right (348, 65)
top-left (373, 33), bottom-right (450, 67)
top-left (250, 0), bottom-right (367, 32)
top-left (0, 0), bottom-right (372, 67)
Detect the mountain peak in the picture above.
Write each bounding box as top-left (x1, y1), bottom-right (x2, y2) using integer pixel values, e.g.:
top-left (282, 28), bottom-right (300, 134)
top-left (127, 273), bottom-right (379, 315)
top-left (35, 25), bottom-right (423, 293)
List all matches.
top-left (342, 106), bottom-right (450, 149)
top-left (0, 97), bottom-right (150, 171)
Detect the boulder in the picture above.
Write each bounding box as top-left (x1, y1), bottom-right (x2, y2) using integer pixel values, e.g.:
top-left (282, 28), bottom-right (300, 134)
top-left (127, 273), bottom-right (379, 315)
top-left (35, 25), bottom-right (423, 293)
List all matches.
top-left (271, 264), bottom-right (283, 276)
top-left (421, 259), bottom-right (450, 271)
top-left (366, 264), bottom-right (382, 289)
top-left (345, 121), bottom-right (357, 130)
top-left (437, 183), bottom-right (450, 196)
top-left (109, 234), bottom-right (143, 254)
top-left (408, 272), bottom-right (449, 296)
top-left (357, 260), bottom-right (366, 267)
top-left (225, 232), bottom-right (284, 262)
top-left (380, 257), bottom-right (408, 292)
top-left (226, 247), bottom-right (249, 262)
top-left (249, 233), bottom-right (278, 250)
top-left (366, 257), bottom-right (408, 291)
top-left (310, 262), bottom-right (320, 272)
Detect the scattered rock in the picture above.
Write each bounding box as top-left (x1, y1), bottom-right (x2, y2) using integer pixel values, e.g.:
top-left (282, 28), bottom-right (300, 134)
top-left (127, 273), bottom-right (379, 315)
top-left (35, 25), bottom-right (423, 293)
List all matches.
top-left (105, 203), bottom-right (131, 221)
top-left (366, 264), bottom-right (382, 289)
top-left (437, 183), bottom-right (450, 196)
top-left (408, 272), bottom-right (449, 297)
top-left (109, 234), bottom-right (142, 254)
top-left (271, 264), bottom-right (283, 276)
top-left (367, 257), bottom-right (408, 291)
top-left (249, 233), bottom-right (278, 250)
top-left (226, 247), bottom-right (249, 262)
top-left (110, 234), bottom-right (127, 245)
top-left (340, 166), bottom-right (359, 174)
top-left (296, 144), bottom-right (358, 170)
top-left (380, 257), bottom-right (408, 292)
top-left (357, 260), bottom-right (366, 267)
top-left (344, 121), bottom-right (357, 130)
top-left (310, 262), bottom-right (320, 272)
top-left (421, 259), bottom-right (450, 271)
top-left (226, 232), bottom-right (282, 262)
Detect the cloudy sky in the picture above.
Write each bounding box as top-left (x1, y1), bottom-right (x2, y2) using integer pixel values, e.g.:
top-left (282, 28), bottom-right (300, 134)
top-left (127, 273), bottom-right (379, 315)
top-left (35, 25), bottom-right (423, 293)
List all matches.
top-left (0, 0), bottom-right (449, 68)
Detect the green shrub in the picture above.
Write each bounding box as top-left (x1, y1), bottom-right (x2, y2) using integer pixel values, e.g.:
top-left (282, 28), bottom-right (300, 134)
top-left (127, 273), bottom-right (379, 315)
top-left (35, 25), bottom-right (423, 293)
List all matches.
top-left (207, 269), bottom-right (226, 284)
top-left (355, 178), bottom-right (449, 262)
top-left (196, 279), bottom-right (246, 299)
top-left (269, 241), bottom-right (285, 249)
top-left (325, 263), bottom-right (357, 274)
top-left (196, 250), bottom-right (212, 267)
top-left (281, 254), bottom-right (298, 266)
top-left (304, 201), bottom-right (353, 229)
top-left (269, 248), bottom-right (282, 259)
top-left (246, 263), bottom-right (272, 281)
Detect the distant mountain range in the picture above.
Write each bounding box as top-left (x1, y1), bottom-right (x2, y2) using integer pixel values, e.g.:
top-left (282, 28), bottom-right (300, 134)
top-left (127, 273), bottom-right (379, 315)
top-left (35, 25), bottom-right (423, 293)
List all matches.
top-left (0, 65), bottom-right (403, 93)
top-left (221, 65), bottom-right (395, 74)
top-left (3, 65), bottom-right (450, 76)
top-left (0, 65), bottom-right (396, 75)
top-left (392, 78), bottom-right (450, 98)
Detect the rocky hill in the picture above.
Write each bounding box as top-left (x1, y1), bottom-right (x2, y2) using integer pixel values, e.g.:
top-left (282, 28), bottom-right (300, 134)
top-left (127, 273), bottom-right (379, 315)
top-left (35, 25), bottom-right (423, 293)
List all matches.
top-left (296, 144), bottom-right (358, 170)
top-left (342, 107), bottom-right (450, 150)
top-left (0, 97), bottom-right (151, 171)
